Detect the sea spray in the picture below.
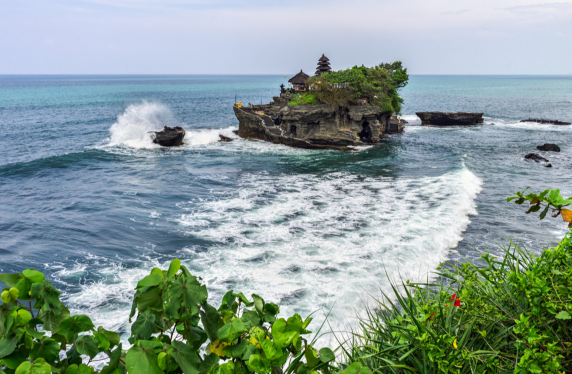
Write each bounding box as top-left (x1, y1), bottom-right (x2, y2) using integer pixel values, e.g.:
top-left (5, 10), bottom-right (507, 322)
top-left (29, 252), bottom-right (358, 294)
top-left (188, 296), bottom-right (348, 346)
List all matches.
top-left (108, 102), bottom-right (178, 148)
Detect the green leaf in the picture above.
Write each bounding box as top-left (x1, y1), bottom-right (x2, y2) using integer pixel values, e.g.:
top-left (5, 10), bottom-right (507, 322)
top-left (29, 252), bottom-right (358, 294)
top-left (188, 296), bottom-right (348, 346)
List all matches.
top-left (246, 354), bottom-right (270, 374)
top-left (135, 287), bottom-right (162, 312)
top-left (199, 353), bottom-right (219, 374)
top-left (218, 318), bottom-right (246, 343)
top-left (260, 339), bottom-right (283, 360)
top-left (56, 315), bottom-right (94, 342)
top-left (126, 342), bottom-right (163, 374)
top-left (68, 364), bottom-right (92, 374)
top-left (75, 335), bottom-right (100, 359)
top-left (1, 288), bottom-right (19, 303)
top-left (0, 334), bottom-right (19, 359)
top-left (200, 303), bottom-right (220, 342)
top-left (185, 325), bottom-right (208, 351)
top-left (30, 338), bottom-right (60, 362)
top-left (22, 270), bottom-right (45, 284)
top-left (0, 273), bottom-right (21, 288)
top-left (556, 311), bottom-right (571, 320)
top-left (136, 274), bottom-right (163, 290)
top-left (170, 341), bottom-right (201, 374)
top-left (15, 358), bottom-right (51, 374)
top-left (129, 310), bottom-right (156, 343)
top-left (94, 331), bottom-right (111, 351)
top-left (540, 205), bottom-right (550, 220)
top-left (42, 305), bottom-right (70, 332)
top-left (169, 277), bottom-right (208, 308)
top-left (12, 309), bottom-right (32, 327)
top-left (14, 278), bottom-right (32, 301)
top-left (31, 280), bottom-right (63, 314)
top-left (252, 294), bottom-right (265, 317)
top-left (97, 326), bottom-right (121, 348)
top-left (319, 347), bottom-right (335, 363)
top-left (167, 259), bottom-right (181, 279)
top-left (1, 350), bottom-right (27, 370)
top-left (271, 319), bottom-right (299, 349)
top-left (339, 363), bottom-right (372, 374)
top-left (100, 344), bottom-right (125, 374)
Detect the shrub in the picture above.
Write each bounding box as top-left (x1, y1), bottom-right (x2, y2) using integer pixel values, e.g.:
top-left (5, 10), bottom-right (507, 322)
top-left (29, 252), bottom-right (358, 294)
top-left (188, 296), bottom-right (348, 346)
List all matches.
top-left (306, 62), bottom-right (409, 114)
top-left (288, 93), bottom-right (319, 106)
top-left (342, 188), bottom-right (572, 373)
top-left (0, 259), bottom-right (365, 374)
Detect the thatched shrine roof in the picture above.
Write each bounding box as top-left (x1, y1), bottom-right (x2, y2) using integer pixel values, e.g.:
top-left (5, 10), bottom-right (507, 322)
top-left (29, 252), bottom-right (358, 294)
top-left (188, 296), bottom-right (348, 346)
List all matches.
top-left (288, 70), bottom-right (310, 84)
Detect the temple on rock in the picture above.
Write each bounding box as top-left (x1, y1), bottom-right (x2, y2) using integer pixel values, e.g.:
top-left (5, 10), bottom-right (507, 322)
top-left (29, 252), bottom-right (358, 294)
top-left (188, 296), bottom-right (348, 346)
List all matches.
top-left (288, 70), bottom-right (310, 91)
top-left (315, 54), bottom-right (332, 76)
top-left (233, 54), bottom-right (405, 150)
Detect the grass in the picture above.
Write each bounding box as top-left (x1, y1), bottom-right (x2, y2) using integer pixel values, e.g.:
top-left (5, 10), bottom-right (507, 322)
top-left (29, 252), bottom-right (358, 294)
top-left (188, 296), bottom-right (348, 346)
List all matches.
top-left (339, 231), bottom-right (572, 373)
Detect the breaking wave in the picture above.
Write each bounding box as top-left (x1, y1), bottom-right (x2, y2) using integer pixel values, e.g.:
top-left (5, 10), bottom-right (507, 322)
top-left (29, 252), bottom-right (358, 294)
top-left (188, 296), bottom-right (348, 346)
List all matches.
top-left (61, 166), bottom-right (482, 347)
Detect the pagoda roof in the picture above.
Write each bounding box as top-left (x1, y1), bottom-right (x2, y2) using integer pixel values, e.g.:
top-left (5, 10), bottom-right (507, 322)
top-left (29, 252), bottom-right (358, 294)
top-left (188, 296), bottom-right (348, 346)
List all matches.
top-left (318, 54), bottom-right (330, 62)
top-left (288, 70), bottom-right (310, 84)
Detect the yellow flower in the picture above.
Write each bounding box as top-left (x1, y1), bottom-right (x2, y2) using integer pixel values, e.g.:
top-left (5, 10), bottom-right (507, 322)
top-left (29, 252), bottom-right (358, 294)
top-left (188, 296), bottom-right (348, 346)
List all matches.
top-left (453, 338), bottom-right (458, 349)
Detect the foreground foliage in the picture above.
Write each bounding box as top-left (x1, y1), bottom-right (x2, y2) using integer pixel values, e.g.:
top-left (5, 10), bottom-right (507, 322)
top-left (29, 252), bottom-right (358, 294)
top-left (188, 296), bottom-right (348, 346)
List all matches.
top-left (0, 260), bottom-right (368, 374)
top-left (290, 62), bottom-right (409, 114)
top-left (343, 188), bottom-right (572, 373)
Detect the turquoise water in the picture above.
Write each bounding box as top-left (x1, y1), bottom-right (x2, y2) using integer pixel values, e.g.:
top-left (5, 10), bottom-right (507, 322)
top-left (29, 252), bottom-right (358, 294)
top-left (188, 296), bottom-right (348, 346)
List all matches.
top-left (1, 75), bottom-right (571, 345)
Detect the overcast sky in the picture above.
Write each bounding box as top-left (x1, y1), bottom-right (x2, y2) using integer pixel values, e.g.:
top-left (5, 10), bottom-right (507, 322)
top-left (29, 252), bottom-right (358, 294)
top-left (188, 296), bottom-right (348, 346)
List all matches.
top-left (1, 0), bottom-right (572, 74)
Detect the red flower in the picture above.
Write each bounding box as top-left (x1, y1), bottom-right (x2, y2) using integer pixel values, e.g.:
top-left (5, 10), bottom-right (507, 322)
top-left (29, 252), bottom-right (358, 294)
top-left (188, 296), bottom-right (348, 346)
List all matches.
top-left (451, 294), bottom-right (461, 307)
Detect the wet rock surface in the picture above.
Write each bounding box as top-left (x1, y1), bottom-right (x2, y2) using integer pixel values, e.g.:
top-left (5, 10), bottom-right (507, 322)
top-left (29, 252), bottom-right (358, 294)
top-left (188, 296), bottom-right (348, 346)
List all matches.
top-left (219, 134), bottom-right (233, 142)
top-left (536, 143), bottom-right (560, 152)
top-left (416, 112), bottom-right (484, 126)
top-left (525, 153), bottom-right (550, 163)
top-left (150, 126), bottom-right (185, 147)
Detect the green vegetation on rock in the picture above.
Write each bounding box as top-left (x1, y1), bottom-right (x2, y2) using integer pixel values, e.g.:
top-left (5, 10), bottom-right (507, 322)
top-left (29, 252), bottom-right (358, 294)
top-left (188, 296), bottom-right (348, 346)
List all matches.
top-left (291, 62), bottom-right (409, 114)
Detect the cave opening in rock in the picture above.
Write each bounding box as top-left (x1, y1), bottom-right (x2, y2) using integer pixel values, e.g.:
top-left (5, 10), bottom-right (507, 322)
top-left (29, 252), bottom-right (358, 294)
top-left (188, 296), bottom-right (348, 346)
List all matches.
top-left (358, 121), bottom-right (372, 143)
top-left (290, 125), bottom-right (297, 136)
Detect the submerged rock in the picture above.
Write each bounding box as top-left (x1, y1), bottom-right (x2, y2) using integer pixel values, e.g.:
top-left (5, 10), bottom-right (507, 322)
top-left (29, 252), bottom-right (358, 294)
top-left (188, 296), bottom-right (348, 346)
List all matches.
top-left (524, 153), bottom-right (549, 163)
top-left (416, 112), bottom-right (484, 126)
top-left (521, 118), bottom-right (571, 125)
top-left (219, 134), bottom-right (233, 142)
top-left (536, 143), bottom-right (560, 152)
top-left (149, 126), bottom-right (185, 146)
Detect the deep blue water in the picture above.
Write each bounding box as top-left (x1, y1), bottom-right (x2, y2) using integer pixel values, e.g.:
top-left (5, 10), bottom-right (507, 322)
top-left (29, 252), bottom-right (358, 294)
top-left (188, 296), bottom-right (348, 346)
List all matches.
top-left (1, 75), bottom-right (571, 343)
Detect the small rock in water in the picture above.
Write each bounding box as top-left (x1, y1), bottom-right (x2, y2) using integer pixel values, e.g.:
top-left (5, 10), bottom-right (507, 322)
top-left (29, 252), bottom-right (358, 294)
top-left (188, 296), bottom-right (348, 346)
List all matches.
top-left (545, 163), bottom-right (553, 168)
top-left (150, 126), bottom-right (185, 147)
top-left (219, 134), bottom-right (233, 142)
top-left (524, 153), bottom-right (549, 163)
top-left (536, 143), bottom-right (560, 152)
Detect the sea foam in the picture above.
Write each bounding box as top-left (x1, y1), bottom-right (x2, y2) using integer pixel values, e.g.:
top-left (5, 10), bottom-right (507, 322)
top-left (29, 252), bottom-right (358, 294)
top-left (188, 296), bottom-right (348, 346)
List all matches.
top-left (61, 166), bottom-right (482, 348)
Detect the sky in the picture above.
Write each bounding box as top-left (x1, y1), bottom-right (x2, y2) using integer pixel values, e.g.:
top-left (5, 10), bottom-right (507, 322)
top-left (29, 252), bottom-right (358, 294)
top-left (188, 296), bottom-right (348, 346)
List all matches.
top-left (1, 0), bottom-right (572, 74)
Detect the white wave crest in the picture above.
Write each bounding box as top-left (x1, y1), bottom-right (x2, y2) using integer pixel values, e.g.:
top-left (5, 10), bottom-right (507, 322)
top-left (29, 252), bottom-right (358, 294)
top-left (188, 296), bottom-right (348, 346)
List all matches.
top-left (108, 102), bottom-right (177, 149)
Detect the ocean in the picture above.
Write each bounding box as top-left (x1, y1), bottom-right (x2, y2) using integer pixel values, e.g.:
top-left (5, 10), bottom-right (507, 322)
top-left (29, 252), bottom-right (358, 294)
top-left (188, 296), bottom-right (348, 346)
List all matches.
top-left (1, 75), bottom-right (571, 346)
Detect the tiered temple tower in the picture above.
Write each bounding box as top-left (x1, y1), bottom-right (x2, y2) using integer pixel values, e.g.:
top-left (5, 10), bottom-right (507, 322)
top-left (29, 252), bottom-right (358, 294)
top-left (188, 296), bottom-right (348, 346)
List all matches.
top-left (315, 54), bottom-right (332, 76)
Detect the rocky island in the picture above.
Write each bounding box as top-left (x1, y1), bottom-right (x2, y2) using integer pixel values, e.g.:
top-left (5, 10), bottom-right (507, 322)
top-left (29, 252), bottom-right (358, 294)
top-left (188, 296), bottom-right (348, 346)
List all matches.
top-left (233, 56), bottom-right (408, 150)
top-left (416, 111), bottom-right (484, 126)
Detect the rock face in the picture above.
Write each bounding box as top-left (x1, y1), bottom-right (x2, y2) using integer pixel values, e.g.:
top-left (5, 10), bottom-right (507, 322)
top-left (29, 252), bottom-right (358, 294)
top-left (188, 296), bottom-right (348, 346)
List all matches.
top-left (536, 143), bottom-right (560, 152)
top-left (150, 126), bottom-right (185, 146)
top-left (416, 112), bottom-right (484, 126)
top-left (233, 92), bottom-right (399, 150)
top-left (525, 153), bottom-right (549, 163)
